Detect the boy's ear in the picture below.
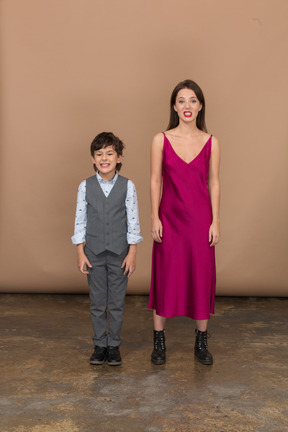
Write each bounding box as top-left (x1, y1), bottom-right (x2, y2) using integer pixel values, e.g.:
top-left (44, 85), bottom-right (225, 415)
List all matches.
top-left (91, 155), bottom-right (96, 164)
top-left (117, 154), bottom-right (123, 163)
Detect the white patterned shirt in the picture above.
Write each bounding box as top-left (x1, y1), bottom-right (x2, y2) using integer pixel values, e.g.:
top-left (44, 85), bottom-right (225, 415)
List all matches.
top-left (71, 172), bottom-right (143, 245)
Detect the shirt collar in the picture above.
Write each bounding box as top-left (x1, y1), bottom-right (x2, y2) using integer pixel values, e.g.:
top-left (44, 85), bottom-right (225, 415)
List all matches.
top-left (96, 171), bottom-right (118, 185)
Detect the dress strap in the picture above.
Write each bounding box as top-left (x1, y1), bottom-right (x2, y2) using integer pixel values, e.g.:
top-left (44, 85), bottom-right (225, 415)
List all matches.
top-left (162, 132), bottom-right (167, 161)
top-left (207, 135), bottom-right (213, 160)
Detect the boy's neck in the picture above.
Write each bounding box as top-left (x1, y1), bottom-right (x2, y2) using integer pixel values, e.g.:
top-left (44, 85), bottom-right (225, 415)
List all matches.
top-left (97, 171), bottom-right (117, 182)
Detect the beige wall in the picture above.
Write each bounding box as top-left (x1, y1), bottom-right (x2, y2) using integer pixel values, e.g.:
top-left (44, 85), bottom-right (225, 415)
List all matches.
top-left (1, 0), bottom-right (287, 295)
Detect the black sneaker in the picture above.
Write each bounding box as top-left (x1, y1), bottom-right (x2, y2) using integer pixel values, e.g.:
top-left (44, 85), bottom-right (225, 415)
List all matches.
top-left (90, 346), bottom-right (107, 365)
top-left (107, 346), bottom-right (122, 366)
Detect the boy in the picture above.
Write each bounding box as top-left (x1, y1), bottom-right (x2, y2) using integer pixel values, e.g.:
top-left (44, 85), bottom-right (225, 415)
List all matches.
top-left (71, 132), bottom-right (143, 366)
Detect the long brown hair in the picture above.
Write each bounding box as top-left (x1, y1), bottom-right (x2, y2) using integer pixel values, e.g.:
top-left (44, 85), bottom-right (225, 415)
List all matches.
top-left (167, 79), bottom-right (207, 132)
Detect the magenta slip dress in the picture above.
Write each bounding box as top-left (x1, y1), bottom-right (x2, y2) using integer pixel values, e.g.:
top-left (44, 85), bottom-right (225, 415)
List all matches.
top-left (148, 132), bottom-right (216, 320)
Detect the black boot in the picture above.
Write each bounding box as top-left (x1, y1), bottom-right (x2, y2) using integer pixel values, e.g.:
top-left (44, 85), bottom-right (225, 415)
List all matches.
top-left (151, 330), bottom-right (166, 365)
top-left (194, 329), bottom-right (213, 365)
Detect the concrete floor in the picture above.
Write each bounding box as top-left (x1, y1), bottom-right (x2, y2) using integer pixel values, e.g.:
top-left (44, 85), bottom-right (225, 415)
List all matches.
top-left (0, 294), bottom-right (287, 432)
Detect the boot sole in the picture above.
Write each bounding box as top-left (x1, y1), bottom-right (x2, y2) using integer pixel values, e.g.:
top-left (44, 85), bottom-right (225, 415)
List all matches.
top-left (194, 355), bottom-right (213, 365)
top-left (151, 358), bottom-right (166, 365)
top-left (90, 360), bottom-right (105, 365)
top-left (107, 360), bottom-right (122, 366)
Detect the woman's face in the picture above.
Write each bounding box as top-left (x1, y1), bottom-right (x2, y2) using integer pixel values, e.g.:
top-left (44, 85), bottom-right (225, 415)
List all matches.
top-left (174, 88), bottom-right (202, 124)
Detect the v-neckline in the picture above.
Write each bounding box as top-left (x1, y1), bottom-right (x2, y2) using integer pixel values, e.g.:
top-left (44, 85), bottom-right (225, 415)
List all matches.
top-left (95, 174), bottom-right (118, 199)
top-left (164, 133), bottom-right (212, 165)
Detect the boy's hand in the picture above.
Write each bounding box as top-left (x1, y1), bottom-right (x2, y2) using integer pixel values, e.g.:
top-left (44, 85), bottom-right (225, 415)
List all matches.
top-left (121, 245), bottom-right (137, 278)
top-left (77, 244), bottom-right (92, 275)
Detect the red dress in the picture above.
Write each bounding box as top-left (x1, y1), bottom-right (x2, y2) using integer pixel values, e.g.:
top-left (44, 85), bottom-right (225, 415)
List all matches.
top-left (148, 133), bottom-right (216, 320)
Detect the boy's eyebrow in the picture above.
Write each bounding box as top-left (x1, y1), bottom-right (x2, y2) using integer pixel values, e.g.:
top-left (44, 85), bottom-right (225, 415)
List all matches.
top-left (96, 149), bottom-right (115, 152)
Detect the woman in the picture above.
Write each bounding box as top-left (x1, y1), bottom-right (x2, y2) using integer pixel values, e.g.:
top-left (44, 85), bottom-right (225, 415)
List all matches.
top-left (148, 79), bottom-right (221, 365)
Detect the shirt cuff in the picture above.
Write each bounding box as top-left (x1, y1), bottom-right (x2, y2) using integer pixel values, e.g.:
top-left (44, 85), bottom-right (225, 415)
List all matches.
top-left (127, 234), bottom-right (144, 244)
top-left (71, 233), bottom-right (86, 245)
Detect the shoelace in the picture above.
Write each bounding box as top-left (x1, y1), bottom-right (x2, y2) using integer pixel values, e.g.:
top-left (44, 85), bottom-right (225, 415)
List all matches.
top-left (196, 332), bottom-right (211, 350)
top-left (155, 334), bottom-right (165, 350)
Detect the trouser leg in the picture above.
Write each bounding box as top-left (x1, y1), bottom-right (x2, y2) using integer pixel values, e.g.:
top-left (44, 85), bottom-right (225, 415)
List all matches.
top-left (85, 248), bottom-right (108, 347)
top-left (106, 248), bottom-right (129, 347)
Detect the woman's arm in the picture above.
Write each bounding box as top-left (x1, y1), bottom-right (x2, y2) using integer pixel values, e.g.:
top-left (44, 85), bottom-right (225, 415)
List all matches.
top-left (208, 136), bottom-right (221, 247)
top-left (150, 133), bottom-right (164, 243)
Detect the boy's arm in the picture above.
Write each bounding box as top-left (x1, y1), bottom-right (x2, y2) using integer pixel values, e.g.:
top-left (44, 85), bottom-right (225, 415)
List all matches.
top-left (121, 244), bottom-right (137, 278)
top-left (72, 180), bottom-right (92, 274)
top-left (122, 180), bottom-right (143, 278)
top-left (71, 180), bottom-right (87, 244)
top-left (125, 180), bottom-right (143, 245)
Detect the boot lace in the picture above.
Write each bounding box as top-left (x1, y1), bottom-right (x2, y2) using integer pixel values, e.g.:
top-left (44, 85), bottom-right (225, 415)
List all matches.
top-left (154, 331), bottom-right (165, 351)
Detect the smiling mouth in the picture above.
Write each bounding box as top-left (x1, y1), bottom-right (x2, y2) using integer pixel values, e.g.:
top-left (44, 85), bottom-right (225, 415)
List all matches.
top-left (100, 163), bottom-right (110, 167)
top-left (184, 111), bottom-right (192, 117)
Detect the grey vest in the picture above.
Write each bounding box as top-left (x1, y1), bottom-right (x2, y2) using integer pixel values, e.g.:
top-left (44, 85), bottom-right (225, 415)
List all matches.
top-left (85, 175), bottom-right (128, 255)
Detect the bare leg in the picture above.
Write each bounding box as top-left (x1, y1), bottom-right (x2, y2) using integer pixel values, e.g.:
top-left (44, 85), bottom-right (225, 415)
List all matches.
top-left (195, 319), bottom-right (208, 332)
top-left (153, 310), bottom-right (166, 330)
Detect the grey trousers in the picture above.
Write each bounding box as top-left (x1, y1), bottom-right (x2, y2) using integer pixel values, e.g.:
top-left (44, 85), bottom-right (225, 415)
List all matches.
top-left (85, 246), bottom-right (129, 347)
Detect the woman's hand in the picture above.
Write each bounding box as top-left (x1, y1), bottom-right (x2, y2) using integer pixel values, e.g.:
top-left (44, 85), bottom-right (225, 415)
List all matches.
top-left (209, 221), bottom-right (221, 247)
top-left (151, 218), bottom-right (163, 243)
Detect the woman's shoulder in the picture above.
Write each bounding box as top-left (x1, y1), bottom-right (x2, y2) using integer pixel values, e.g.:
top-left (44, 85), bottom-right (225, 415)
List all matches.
top-left (153, 131), bottom-right (165, 140)
top-left (210, 134), bottom-right (219, 146)
top-left (164, 128), bottom-right (177, 138)
top-left (202, 132), bottom-right (219, 146)
top-left (151, 132), bottom-right (165, 149)
top-left (210, 134), bottom-right (220, 156)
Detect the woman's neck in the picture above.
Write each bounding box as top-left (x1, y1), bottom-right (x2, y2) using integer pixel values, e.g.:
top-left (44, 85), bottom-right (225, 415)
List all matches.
top-left (176, 121), bottom-right (200, 137)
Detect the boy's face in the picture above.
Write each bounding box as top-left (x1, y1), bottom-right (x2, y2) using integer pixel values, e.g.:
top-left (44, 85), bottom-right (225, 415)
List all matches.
top-left (92, 145), bottom-right (122, 180)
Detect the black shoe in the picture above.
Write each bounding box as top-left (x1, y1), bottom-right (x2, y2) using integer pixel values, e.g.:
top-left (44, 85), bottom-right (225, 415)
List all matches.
top-left (151, 330), bottom-right (166, 365)
top-left (194, 329), bottom-right (213, 365)
top-left (107, 346), bottom-right (122, 366)
top-left (90, 346), bottom-right (107, 365)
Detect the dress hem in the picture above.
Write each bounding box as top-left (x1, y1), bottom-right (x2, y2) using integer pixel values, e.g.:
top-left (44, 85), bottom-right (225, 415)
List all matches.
top-left (148, 307), bottom-right (214, 321)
